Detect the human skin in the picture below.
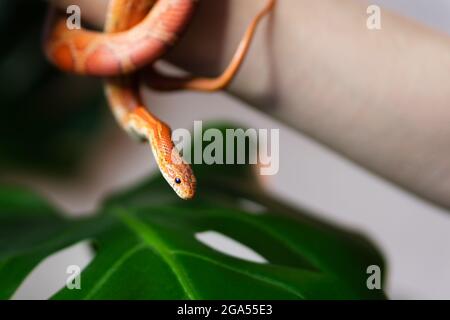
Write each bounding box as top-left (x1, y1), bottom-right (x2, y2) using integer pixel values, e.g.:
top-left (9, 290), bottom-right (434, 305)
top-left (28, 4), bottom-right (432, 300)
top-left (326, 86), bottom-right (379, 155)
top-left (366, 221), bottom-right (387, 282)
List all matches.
top-left (51, 0), bottom-right (450, 209)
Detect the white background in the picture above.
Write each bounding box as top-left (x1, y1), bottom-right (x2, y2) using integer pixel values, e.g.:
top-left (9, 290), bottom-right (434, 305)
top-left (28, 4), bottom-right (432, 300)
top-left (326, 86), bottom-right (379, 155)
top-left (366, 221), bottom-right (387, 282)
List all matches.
top-left (10, 0), bottom-right (450, 299)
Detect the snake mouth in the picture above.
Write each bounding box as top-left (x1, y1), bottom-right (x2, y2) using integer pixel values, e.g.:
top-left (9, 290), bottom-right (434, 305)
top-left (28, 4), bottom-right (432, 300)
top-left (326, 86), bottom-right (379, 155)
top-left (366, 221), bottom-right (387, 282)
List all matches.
top-left (177, 179), bottom-right (197, 200)
top-left (172, 183), bottom-right (196, 200)
top-left (180, 190), bottom-right (196, 201)
top-left (160, 170), bottom-right (196, 200)
top-left (180, 179), bottom-right (197, 200)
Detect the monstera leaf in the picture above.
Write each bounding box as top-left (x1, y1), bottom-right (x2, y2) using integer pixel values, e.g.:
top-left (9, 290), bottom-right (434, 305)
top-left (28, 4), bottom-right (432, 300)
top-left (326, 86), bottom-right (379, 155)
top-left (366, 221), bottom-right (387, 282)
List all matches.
top-left (0, 124), bottom-right (387, 299)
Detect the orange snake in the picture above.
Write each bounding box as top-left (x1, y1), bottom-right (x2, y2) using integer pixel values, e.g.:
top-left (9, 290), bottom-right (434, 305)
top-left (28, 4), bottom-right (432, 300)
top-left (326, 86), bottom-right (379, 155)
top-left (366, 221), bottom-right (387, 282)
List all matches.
top-left (44, 0), bottom-right (275, 199)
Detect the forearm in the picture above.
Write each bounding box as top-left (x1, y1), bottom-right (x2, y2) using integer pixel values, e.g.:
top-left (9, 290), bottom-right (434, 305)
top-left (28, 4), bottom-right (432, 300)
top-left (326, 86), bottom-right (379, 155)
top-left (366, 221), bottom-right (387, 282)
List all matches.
top-left (171, 0), bottom-right (450, 208)
top-left (51, 0), bottom-right (450, 208)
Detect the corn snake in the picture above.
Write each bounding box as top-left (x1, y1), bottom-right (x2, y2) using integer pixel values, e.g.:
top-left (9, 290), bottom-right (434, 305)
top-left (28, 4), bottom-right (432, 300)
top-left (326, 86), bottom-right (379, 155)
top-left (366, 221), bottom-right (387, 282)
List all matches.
top-left (44, 0), bottom-right (275, 199)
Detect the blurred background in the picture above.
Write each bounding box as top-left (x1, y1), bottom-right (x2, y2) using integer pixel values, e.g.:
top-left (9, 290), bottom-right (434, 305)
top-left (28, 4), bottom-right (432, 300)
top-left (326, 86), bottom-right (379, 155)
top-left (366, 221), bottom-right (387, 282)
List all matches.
top-left (1, 0), bottom-right (450, 299)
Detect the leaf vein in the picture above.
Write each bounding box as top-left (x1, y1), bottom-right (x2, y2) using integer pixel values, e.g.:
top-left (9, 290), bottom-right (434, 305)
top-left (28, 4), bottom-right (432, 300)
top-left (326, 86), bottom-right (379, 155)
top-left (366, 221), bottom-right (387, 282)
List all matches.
top-left (83, 243), bottom-right (145, 299)
top-left (172, 250), bottom-right (305, 299)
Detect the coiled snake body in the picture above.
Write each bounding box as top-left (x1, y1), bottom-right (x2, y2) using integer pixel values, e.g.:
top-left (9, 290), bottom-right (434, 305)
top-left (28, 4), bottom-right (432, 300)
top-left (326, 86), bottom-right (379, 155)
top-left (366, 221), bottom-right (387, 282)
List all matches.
top-left (44, 0), bottom-right (275, 199)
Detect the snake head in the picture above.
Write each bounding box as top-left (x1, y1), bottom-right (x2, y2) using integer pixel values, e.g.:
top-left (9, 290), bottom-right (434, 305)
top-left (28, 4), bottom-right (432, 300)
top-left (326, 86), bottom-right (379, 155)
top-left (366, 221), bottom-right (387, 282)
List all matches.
top-left (162, 150), bottom-right (197, 200)
top-left (129, 108), bottom-right (197, 200)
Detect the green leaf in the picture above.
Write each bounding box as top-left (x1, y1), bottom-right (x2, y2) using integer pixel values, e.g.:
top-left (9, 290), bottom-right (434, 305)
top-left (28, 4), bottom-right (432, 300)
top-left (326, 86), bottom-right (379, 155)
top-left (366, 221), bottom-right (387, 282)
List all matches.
top-left (0, 124), bottom-right (387, 299)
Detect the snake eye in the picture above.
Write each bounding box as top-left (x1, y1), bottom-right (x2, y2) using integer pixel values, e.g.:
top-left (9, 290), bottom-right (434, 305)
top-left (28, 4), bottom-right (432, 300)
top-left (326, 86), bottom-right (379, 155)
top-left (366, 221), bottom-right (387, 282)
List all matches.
top-left (175, 178), bottom-right (182, 184)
